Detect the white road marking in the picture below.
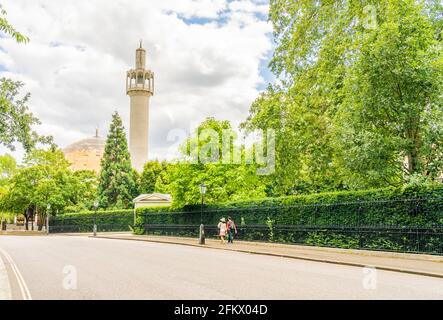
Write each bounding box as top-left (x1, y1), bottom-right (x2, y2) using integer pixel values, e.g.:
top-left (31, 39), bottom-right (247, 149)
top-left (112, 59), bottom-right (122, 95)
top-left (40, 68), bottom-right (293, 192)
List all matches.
top-left (0, 252), bottom-right (11, 300)
top-left (0, 247), bottom-right (32, 300)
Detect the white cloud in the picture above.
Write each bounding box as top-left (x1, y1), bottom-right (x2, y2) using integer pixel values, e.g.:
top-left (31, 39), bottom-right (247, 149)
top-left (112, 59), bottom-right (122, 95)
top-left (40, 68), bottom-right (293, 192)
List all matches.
top-left (0, 0), bottom-right (273, 162)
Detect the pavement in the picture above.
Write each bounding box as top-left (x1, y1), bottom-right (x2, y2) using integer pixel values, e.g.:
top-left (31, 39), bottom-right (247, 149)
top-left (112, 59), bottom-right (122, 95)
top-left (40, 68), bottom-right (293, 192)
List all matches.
top-left (0, 234), bottom-right (442, 299)
top-left (93, 232), bottom-right (443, 279)
top-left (0, 231), bottom-right (46, 236)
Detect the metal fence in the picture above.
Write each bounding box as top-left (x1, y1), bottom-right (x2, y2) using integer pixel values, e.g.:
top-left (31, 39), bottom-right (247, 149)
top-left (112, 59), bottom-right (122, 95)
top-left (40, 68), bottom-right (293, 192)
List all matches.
top-left (134, 223), bottom-right (443, 255)
top-left (49, 197), bottom-right (443, 255)
top-left (49, 215), bottom-right (133, 233)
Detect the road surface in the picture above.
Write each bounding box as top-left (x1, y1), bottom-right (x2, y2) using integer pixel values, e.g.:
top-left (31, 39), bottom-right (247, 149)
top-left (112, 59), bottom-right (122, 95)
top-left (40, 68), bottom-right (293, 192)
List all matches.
top-left (0, 235), bottom-right (442, 299)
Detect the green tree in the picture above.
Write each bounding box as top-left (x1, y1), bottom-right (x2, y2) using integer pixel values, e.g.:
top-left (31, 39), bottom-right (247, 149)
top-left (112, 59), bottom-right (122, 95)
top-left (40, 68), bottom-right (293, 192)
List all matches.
top-left (336, 0), bottom-right (442, 187)
top-left (0, 154), bottom-right (16, 184)
top-left (3, 149), bottom-right (83, 230)
top-left (0, 78), bottom-right (53, 152)
top-left (139, 160), bottom-right (164, 193)
top-left (0, 6), bottom-right (52, 152)
top-left (0, 154), bottom-right (16, 222)
top-left (154, 164), bottom-right (171, 194)
top-left (244, 0), bottom-right (442, 193)
top-left (98, 112), bottom-right (136, 209)
top-left (0, 5), bottom-right (29, 43)
top-left (166, 118), bottom-right (266, 208)
top-left (64, 170), bottom-right (99, 212)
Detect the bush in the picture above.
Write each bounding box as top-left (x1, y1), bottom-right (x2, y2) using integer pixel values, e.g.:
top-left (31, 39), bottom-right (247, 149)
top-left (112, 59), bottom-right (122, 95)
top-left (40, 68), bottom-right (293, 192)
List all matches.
top-left (50, 209), bottom-right (134, 233)
top-left (50, 184), bottom-right (443, 254)
top-left (135, 184), bottom-right (443, 228)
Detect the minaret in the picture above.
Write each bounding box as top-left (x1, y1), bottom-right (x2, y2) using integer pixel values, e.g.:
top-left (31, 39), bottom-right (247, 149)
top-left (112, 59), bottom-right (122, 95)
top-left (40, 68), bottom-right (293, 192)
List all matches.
top-left (126, 41), bottom-right (154, 172)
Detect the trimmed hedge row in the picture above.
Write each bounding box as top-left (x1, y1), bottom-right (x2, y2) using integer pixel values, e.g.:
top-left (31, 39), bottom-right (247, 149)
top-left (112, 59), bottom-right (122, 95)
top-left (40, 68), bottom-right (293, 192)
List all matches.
top-left (135, 184), bottom-right (443, 227)
top-left (50, 184), bottom-right (443, 233)
top-left (50, 209), bottom-right (134, 233)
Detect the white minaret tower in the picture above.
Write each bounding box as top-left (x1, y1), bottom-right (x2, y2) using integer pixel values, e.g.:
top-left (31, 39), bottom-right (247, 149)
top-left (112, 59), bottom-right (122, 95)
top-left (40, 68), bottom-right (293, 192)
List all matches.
top-left (126, 41), bottom-right (154, 172)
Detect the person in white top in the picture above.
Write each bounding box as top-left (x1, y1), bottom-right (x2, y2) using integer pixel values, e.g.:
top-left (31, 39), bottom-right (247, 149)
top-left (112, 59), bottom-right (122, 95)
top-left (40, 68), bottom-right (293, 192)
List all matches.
top-left (217, 218), bottom-right (227, 244)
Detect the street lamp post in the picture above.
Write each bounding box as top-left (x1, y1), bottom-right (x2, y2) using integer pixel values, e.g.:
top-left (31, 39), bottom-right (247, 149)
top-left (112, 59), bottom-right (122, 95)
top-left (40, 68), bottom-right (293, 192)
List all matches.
top-left (93, 200), bottom-right (99, 237)
top-left (199, 181), bottom-right (207, 245)
top-left (46, 203), bottom-right (51, 234)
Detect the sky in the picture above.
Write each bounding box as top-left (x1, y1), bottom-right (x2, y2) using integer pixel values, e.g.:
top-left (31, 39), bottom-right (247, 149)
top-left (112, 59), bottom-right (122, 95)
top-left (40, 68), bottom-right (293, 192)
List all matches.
top-left (0, 0), bottom-right (274, 162)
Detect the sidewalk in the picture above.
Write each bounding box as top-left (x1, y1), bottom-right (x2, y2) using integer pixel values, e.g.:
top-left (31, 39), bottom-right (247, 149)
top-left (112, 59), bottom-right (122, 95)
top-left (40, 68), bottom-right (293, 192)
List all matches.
top-left (1, 231), bottom-right (46, 236)
top-left (94, 232), bottom-right (443, 279)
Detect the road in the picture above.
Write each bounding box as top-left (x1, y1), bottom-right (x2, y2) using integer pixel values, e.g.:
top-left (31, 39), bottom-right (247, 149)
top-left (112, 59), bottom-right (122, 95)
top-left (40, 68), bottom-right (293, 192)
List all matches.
top-left (0, 235), bottom-right (442, 299)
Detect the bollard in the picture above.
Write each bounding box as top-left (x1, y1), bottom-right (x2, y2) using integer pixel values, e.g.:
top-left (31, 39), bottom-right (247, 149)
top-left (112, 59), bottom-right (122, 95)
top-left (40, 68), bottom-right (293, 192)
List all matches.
top-left (199, 224), bottom-right (205, 245)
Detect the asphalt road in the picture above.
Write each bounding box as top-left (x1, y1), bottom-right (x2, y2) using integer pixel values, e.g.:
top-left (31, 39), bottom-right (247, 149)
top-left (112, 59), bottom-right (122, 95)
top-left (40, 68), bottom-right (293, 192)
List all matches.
top-left (0, 235), bottom-right (442, 300)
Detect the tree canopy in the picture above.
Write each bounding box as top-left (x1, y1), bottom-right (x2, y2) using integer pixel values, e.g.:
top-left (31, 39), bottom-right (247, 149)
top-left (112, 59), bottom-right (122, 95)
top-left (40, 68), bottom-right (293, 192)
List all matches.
top-left (163, 118), bottom-right (266, 208)
top-left (243, 0), bottom-right (443, 195)
top-left (0, 6), bottom-right (53, 153)
top-left (98, 112), bottom-right (137, 209)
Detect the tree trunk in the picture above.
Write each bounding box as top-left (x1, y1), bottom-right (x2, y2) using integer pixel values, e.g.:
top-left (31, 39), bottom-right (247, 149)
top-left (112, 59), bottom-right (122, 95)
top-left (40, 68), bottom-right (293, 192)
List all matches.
top-left (37, 213), bottom-right (44, 231)
top-left (24, 215), bottom-right (29, 230)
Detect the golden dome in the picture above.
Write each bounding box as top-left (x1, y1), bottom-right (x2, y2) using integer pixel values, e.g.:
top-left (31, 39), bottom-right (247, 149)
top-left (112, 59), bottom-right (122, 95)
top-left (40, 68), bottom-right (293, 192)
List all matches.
top-left (63, 133), bottom-right (105, 173)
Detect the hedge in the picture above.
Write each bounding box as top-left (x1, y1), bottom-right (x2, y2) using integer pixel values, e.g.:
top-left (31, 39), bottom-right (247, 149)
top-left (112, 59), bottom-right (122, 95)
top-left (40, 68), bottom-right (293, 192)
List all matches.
top-left (50, 209), bottom-right (134, 233)
top-left (47, 184), bottom-right (443, 254)
top-left (135, 184), bottom-right (443, 228)
top-left (130, 184), bottom-right (443, 254)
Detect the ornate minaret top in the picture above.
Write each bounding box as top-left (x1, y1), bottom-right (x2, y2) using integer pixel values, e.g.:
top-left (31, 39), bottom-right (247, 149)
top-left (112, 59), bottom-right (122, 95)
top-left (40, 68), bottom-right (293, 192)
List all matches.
top-left (126, 41), bottom-right (154, 95)
top-left (135, 40), bottom-right (146, 69)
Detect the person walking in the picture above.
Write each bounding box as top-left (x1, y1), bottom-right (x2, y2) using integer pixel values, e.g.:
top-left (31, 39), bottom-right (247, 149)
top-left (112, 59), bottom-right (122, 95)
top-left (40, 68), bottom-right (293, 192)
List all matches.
top-left (227, 216), bottom-right (237, 244)
top-left (217, 218), bottom-right (227, 244)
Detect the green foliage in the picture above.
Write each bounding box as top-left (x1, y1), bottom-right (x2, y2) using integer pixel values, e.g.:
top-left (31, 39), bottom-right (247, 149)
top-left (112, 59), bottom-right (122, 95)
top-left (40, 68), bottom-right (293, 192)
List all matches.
top-left (50, 209), bottom-right (134, 233)
top-left (0, 7), bottom-right (52, 154)
top-left (135, 183), bottom-right (443, 227)
top-left (337, 0), bottom-right (443, 186)
top-left (52, 184), bottom-right (443, 253)
top-left (165, 117), bottom-right (266, 207)
top-left (243, 0), bottom-right (443, 195)
top-left (0, 78), bottom-right (54, 152)
top-left (139, 160), bottom-right (167, 194)
top-left (0, 154), bottom-right (16, 179)
top-left (0, 154), bottom-right (16, 199)
top-left (266, 217), bottom-right (275, 242)
top-left (1, 150), bottom-right (98, 219)
top-left (98, 112), bottom-right (137, 209)
top-left (0, 5), bottom-right (29, 43)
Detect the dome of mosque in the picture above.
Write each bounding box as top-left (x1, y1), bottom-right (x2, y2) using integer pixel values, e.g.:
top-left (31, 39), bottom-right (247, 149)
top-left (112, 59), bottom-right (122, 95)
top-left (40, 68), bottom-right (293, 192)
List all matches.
top-left (63, 131), bottom-right (105, 173)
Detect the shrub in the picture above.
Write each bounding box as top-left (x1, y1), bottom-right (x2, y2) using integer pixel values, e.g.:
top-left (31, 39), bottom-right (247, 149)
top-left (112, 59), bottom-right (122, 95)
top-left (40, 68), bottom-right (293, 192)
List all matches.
top-left (135, 184), bottom-right (443, 228)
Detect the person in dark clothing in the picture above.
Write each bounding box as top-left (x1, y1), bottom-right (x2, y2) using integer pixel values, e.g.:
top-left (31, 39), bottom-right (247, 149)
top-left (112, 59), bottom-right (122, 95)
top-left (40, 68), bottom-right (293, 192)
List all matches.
top-left (227, 216), bottom-right (237, 244)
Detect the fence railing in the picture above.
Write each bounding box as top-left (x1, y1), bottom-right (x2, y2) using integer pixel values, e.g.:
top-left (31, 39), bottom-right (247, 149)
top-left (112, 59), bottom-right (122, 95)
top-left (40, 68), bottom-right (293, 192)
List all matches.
top-left (49, 215), bottom-right (133, 233)
top-left (132, 223), bottom-right (443, 255)
top-left (49, 197), bottom-right (443, 255)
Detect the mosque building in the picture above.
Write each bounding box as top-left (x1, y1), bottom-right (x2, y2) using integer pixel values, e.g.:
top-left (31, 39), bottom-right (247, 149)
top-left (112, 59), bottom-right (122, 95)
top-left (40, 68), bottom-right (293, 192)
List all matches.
top-left (63, 129), bottom-right (105, 173)
top-left (63, 42), bottom-right (153, 173)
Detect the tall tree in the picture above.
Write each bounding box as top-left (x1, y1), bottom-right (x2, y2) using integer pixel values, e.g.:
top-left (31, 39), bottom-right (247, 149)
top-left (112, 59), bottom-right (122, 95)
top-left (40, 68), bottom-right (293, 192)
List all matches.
top-left (337, 0), bottom-right (442, 187)
top-left (2, 149), bottom-right (83, 230)
top-left (244, 0), bottom-right (442, 194)
top-left (0, 154), bottom-right (16, 221)
top-left (139, 160), bottom-right (164, 194)
top-left (98, 112), bottom-right (136, 209)
top-left (0, 154), bottom-right (16, 182)
top-left (0, 6), bottom-right (52, 152)
top-left (165, 118), bottom-right (266, 208)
